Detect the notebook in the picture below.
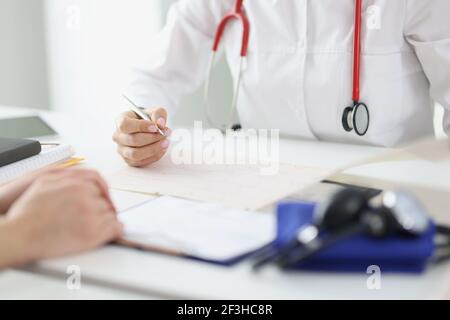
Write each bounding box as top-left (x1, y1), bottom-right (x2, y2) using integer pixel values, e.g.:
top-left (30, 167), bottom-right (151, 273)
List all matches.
top-left (0, 144), bottom-right (75, 185)
top-left (0, 138), bottom-right (42, 167)
top-left (118, 196), bottom-right (276, 264)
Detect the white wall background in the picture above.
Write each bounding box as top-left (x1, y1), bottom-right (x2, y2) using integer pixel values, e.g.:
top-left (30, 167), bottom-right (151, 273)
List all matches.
top-left (0, 0), bottom-right (231, 127)
top-left (45, 0), bottom-right (167, 118)
top-left (44, 0), bottom-right (232, 127)
top-left (0, 0), bottom-right (49, 109)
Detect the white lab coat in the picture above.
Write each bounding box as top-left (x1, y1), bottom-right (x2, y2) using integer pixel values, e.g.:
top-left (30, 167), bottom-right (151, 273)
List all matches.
top-left (126, 0), bottom-right (450, 147)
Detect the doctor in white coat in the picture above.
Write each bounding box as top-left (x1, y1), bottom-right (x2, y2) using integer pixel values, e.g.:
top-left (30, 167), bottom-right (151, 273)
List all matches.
top-left (113, 0), bottom-right (450, 167)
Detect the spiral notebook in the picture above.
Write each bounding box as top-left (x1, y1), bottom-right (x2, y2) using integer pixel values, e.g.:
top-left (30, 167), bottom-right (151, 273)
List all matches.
top-left (0, 144), bottom-right (75, 185)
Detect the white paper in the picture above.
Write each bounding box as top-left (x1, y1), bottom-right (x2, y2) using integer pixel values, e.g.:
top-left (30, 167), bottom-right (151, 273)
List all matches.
top-left (110, 189), bottom-right (154, 212)
top-left (108, 158), bottom-right (331, 210)
top-left (118, 196), bottom-right (276, 262)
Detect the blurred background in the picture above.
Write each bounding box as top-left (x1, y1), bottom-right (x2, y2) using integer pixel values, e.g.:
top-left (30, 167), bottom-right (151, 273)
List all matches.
top-left (0, 0), bottom-right (232, 127)
top-left (0, 0), bottom-right (445, 136)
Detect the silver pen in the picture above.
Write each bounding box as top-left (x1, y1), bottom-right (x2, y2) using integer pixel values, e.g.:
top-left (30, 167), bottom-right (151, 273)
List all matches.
top-left (123, 94), bottom-right (166, 137)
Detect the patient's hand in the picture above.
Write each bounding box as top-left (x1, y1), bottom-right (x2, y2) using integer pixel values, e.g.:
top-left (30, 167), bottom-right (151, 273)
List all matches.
top-left (2, 169), bottom-right (122, 266)
top-left (0, 167), bottom-right (64, 214)
top-left (113, 107), bottom-right (171, 167)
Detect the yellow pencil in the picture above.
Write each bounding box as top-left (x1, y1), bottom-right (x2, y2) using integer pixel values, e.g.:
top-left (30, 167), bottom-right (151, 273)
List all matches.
top-left (59, 157), bottom-right (85, 168)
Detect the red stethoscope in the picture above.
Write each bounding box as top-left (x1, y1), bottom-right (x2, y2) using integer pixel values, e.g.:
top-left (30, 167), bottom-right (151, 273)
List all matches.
top-left (204, 0), bottom-right (369, 136)
top-left (342, 0), bottom-right (370, 136)
top-left (203, 0), bottom-right (249, 131)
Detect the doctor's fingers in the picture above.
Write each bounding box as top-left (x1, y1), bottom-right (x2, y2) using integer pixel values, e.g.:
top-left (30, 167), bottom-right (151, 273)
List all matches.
top-left (122, 151), bottom-right (167, 168)
top-left (149, 108), bottom-right (168, 129)
top-left (118, 142), bottom-right (168, 164)
top-left (112, 129), bottom-right (170, 148)
top-left (116, 112), bottom-right (155, 134)
top-left (119, 146), bottom-right (167, 167)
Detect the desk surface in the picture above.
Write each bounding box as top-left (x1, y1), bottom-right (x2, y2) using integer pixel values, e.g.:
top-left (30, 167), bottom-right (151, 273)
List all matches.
top-left (1, 105), bottom-right (450, 300)
top-left (0, 270), bottom-right (152, 300)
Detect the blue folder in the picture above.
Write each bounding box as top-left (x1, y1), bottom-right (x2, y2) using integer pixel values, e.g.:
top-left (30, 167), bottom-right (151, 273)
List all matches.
top-left (275, 202), bottom-right (436, 273)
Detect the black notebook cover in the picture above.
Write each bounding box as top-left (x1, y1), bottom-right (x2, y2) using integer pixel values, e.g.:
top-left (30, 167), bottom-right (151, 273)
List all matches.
top-left (0, 138), bottom-right (42, 167)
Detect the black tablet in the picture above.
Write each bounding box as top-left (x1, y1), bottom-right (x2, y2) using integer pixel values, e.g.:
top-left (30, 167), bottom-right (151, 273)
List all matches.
top-left (0, 116), bottom-right (58, 139)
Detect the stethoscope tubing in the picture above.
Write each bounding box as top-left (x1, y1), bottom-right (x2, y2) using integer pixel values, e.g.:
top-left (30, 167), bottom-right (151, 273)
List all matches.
top-left (204, 53), bottom-right (245, 132)
top-left (206, 0), bottom-right (370, 136)
top-left (352, 0), bottom-right (363, 102)
top-left (203, 0), bottom-right (248, 132)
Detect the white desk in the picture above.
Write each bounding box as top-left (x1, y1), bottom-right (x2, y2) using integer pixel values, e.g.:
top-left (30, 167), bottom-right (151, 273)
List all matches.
top-left (0, 270), bottom-right (152, 300)
top-left (1, 105), bottom-right (450, 299)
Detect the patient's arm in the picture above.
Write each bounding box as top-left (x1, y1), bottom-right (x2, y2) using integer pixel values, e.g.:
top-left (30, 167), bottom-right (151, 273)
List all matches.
top-left (0, 168), bottom-right (62, 214)
top-left (0, 184), bottom-right (22, 215)
top-left (0, 218), bottom-right (30, 268)
top-left (0, 185), bottom-right (17, 215)
top-left (0, 168), bottom-right (122, 269)
top-left (0, 177), bottom-right (35, 215)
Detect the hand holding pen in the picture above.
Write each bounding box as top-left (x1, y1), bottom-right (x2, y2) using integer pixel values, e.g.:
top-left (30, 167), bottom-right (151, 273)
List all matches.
top-left (113, 95), bottom-right (172, 167)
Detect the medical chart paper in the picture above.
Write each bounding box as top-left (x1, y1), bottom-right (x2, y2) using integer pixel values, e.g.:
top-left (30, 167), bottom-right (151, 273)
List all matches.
top-left (118, 196), bottom-right (276, 262)
top-left (108, 158), bottom-right (332, 210)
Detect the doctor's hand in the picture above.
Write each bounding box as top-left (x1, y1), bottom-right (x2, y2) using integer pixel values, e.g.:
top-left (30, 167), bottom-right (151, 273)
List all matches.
top-left (113, 107), bottom-right (171, 167)
top-left (3, 169), bottom-right (122, 265)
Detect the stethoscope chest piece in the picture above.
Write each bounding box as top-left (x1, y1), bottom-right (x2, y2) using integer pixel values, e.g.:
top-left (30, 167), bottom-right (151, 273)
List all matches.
top-left (342, 102), bottom-right (370, 136)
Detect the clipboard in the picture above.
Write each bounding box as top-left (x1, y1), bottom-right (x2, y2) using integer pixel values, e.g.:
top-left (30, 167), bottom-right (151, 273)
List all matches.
top-left (116, 196), bottom-right (276, 265)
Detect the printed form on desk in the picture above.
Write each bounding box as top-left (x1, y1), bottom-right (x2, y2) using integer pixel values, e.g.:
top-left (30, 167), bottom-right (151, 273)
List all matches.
top-left (118, 196), bottom-right (276, 262)
top-left (108, 157), bottom-right (332, 210)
